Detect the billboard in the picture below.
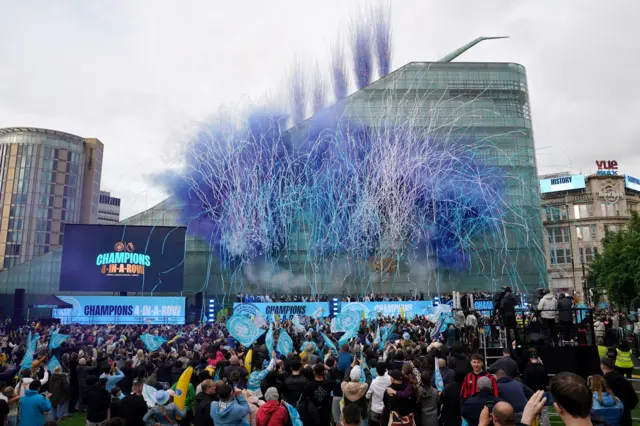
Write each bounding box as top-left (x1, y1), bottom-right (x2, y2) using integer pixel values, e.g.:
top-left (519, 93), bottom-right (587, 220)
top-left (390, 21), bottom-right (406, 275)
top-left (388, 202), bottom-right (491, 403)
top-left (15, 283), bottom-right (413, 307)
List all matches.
top-left (51, 296), bottom-right (185, 324)
top-left (539, 174), bottom-right (585, 194)
top-left (232, 302), bottom-right (329, 321)
top-left (341, 301), bottom-right (433, 318)
top-left (625, 175), bottom-right (640, 192)
top-left (60, 224), bottom-right (186, 292)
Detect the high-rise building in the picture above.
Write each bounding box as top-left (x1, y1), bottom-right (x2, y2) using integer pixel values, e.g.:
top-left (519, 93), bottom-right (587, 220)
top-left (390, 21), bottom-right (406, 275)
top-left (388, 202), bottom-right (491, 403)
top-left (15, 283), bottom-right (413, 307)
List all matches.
top-left (97, 190), bottom-right (121, 224)
top-left (0, 127), bottom-right (103, 270)
top-left (540, 171), bottom-right (640, 295)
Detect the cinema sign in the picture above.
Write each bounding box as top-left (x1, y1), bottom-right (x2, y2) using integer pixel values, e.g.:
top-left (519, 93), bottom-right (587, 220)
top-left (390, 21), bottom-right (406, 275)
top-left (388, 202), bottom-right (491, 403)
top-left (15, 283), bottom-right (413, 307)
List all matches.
top-left (596, 160), bottom-right (618, 176)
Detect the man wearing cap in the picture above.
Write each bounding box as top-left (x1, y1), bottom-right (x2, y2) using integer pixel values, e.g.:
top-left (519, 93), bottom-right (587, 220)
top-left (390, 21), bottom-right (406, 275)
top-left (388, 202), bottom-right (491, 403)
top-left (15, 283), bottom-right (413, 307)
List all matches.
top-left (461, 376), bottom-right (503, 426)
top-left (256, 387), bottom-right (289, 426)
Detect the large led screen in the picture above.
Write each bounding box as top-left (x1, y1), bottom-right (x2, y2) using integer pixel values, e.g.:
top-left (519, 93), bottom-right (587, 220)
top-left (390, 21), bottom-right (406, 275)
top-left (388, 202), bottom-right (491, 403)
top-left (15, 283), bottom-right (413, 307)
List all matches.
top-left (60, 224), bottom-right (186, 292)
top-left (539, 174), bottom-right (586, 194)
top-left (52, 296), bottom-right (185, 324)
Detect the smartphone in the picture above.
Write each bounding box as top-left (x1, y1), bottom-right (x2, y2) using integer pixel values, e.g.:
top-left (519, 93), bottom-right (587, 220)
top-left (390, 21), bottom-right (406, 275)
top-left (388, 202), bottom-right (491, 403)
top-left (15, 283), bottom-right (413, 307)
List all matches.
top-left (485, 400), bottom-right (497, 413)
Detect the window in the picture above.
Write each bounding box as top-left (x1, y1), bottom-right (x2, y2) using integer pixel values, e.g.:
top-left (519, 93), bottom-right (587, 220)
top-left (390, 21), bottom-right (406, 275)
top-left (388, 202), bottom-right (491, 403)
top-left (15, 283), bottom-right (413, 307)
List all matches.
top-left (575, 225), bottom-right (597, 242)
top-left (547, 227), bottom-right (570, 244)
top-left (628, 203), bottom-right (637, 213)
top-left (579, 246), bottom-right (597, 263)
top-left (601, 203), bottom-right (620, 217)
top-left (573, 204), bottom-right (593, 219)
top-left (550, 248), bottom-right (572, 265)
top-left (545, 205), bottom-right (568, 222)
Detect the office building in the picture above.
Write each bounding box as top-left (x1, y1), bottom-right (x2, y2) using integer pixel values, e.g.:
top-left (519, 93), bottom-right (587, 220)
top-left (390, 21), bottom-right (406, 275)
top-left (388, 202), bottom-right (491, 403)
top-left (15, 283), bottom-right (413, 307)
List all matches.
top-left (0, 127), bottom-right (103, 270)
top-left (0, 59), bottom-right (545, 305)
top-left (540, 171), bottom-right (640, 295)
top-left (97, 191), bottom-right (121, 224)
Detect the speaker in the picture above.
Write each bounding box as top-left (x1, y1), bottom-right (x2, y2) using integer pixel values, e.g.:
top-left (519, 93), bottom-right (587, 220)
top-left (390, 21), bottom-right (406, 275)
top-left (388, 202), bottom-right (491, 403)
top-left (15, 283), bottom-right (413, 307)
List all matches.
top-left (119, 292), bottom-right (127, 297)
top-left (195, 292), bottom-right (203, 320)
top-left (12, 288), bottom-right (25, 325)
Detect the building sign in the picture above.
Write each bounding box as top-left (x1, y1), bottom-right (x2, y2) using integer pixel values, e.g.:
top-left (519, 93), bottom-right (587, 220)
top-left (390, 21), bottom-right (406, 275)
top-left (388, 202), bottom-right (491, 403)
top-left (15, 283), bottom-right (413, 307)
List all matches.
top-left (595, 160), bottom-right (618, 176)
top-left (341, 301), bottom-right (433, 318)
top-left (60, 224), bottom-right (186, 292)
top-left (539, 174), bottom-right (586, 194)
top-left (52, 296), bottom-right (185, 325)
top-left (625, 175), bottom-right (640, 192)
top-left (232, 302), bottom-right (329, 321)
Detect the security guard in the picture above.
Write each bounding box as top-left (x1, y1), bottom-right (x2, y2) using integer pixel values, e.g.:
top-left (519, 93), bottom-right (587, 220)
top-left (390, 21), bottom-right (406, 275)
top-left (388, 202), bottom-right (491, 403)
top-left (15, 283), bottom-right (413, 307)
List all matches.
top-left (614, 342), bottom-right (634, 378)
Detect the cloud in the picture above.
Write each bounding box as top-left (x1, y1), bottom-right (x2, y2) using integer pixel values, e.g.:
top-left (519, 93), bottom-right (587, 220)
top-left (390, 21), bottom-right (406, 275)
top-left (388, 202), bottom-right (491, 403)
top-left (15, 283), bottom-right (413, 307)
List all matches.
top-left (0, 0), bottom-right (637, 218)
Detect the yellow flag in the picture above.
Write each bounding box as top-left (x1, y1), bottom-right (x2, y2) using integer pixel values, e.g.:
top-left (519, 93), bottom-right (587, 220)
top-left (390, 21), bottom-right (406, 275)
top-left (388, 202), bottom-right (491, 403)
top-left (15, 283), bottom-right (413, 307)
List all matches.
top-left (399, 305), bottom-right (405, 319)
top-left (361, 311), bottom-right (365, 320)
top-left (275, 314), bottom-right (280, 323)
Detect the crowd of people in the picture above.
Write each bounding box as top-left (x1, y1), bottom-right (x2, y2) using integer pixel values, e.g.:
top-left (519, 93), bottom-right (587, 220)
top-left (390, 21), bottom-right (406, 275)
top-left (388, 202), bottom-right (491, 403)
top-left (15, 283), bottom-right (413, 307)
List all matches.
top-left (0, 297), bottom-right (637, 426)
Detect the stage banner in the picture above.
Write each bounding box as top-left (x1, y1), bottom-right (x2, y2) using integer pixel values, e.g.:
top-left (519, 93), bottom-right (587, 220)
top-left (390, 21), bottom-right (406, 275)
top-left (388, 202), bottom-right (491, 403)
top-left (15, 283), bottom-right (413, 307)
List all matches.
top-left (233, 302), bottom-right (329, 321)
top-left (341, 301), bottom-right (433, 319)
top-left (52, 296), bottom-right (185, 325)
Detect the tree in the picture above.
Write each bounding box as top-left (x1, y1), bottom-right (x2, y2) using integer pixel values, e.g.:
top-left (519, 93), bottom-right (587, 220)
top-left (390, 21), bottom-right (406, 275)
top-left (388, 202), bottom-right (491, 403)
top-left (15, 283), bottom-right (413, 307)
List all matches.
top-left (588, 212), bottom-right (640, 309)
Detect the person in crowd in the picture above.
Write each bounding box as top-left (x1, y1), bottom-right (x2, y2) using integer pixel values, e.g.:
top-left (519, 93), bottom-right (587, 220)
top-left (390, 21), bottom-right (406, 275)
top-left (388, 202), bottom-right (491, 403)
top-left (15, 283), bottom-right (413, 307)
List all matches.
top-left (500, 287), bottom-right (518, 340)
top-left (222, 356), bottom-right (249, 390)
top-left (601, 357), bottom-right (638, 426)
top-left (194, 379), bottom-right (217, 426)
top-left (522, 351), bottom-right (549, 426)
top-left (209, 384), bottom-right (251, 426)
top-left (448, 343), bottom-right (471, 375)
top-left (366, 363), bottom-right (391, 426)
top-left (109, 387), bottom-right (122, 419)
top-left (3, 386), bottom-right (19, 426)
top-left (588, 374), bottom-right (624, 426)
top-left (382, 370), bottom-right (415, 426)
top-left (434, 358), bottom-right (454, 387)
top-left (342, 403), bottom-right (363, 426)
top-left (613, 341), bottom-right (634, 378)
top-left (326, 357), bottom-right (345, 426)
top-left (302, 363), bottom-right (335, 426)
top-left (342, 358), bottom-right (371, 423)
top-left (477, 401), bottom-right (516, 426)
top-left (439, 369), bottom-right (464, 426)
top-left (417, 370), bottom-right (438, 426)
top-left (119, 379), bottom-right (148, 426)
top-left (460, 354), bottom-right (498, 400)
top-left (100, 363), bottom-right (125, 393)
top-left (0, 394), bottom-right (7, 426)
top-left (83, 377), bottom-right (111, 426)
top-left (18, 380), bottom-right (51, 426)
top-left (48, 365), bottom-right (69, 422)
top-left (17, 366), bottom-right (49, 397)
top-left (495, 369), bottom-right (531, 419)
top-left (488, 347), bottom-right (519, 378)
top-left (282, 359), bottom-right (307, 405)
top-left (75, 357), bottom-right (96, 411)
top-left (537, 290), bottom-right (557, 341)
top-left (143, 389), bottom-right (186, 425)
top-left (548, 372), bottom-right (608, 426)
top-left (557, 294), bottom-right (574, 342)
top-left (255, 387), bottom-right (289, 426)
top-left (461, 376), bottom-right (503, 426)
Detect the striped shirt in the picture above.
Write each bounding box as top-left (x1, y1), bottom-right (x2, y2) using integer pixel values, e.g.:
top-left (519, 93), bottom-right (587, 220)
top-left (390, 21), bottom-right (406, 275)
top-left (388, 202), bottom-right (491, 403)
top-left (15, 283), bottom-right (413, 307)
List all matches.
top-left (460, 371), bottom-right (498, 400)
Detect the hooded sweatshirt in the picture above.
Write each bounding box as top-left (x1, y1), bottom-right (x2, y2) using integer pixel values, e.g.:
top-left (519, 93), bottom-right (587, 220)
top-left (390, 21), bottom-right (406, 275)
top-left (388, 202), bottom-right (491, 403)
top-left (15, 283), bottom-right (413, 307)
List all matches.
top-left (592, 391), bottom-right (624, 426)
top-left (19, 389), bottom-right (51, 426)
top-left (342, 380), bottom-right (370, 420)
top-left (210, 395), bottom-right (251, 426)
top-left (366, 373), bottom-right (391, 414)
top-left (537, 294), bottom-right (557, 320)
top-left (255, 400), bottom-right (289, 426)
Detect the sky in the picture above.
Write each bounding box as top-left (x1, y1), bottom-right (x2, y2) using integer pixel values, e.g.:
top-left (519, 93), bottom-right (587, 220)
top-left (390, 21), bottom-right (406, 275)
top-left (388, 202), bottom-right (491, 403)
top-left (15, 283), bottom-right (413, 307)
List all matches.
top-left (0, 0), bottom-right (638, 219)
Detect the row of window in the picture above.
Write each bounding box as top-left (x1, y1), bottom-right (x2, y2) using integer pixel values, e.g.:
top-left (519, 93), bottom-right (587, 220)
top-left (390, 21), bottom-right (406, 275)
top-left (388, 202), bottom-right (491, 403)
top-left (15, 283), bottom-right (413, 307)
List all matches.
top-left (545, 202), bottom-right (627, 222)
top-left (547, 224), bottom-right (620, 245)
top-left (549, 246), bottom-right (598, 265)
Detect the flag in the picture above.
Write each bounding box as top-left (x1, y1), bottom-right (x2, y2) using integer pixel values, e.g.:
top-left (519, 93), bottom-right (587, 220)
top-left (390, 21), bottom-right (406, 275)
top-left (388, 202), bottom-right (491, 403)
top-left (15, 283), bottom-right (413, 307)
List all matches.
top-left (292, 315), bottom-right (305, 332)
top-left (374, 326), bottom-right (381, 344)
top-left (140, 334), bottom-right (167, 352)
top-left (320, 332), bottom-right (337, 354)
top-left (47, 356), bottom-right (61, 371)
top-left (399, 305), bottom-right (405, 319)
top-left (21, 332), bottom-right (38, 370)
top-left (226, 315), bottom-right (265, 347)
top-left (361, 311), bottom-right (365, 320)
top-left (277, 329), bottom-right (294, 355)
top-left (266, 324), bottom-right (275, 358)
top-left (284, 402), bottom-right (303, 426)
top-left (434, 357), bottom-right (444, 392)
top-left (49, 333), bottom-right (70, 350)
top-left (338, 328), bottom-right (357, 347)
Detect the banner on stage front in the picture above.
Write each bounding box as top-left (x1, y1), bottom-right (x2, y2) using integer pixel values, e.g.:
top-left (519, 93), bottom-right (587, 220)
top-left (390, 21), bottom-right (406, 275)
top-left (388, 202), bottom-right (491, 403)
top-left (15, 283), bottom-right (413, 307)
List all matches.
top-left (341, 301), bottom-right (433, 318)
top-left (233, 302), bottom-right (329, 321)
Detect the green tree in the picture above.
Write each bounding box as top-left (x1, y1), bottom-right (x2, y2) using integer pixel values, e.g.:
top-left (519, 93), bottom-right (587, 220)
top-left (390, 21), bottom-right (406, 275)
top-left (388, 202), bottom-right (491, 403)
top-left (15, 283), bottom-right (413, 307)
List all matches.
top-left (588, 212), bottom-right (640, 309)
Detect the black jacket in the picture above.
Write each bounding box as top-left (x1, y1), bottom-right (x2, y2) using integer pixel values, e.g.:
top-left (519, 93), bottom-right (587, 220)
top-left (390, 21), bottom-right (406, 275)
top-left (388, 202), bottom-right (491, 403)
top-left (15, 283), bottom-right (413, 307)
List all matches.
top-left (439, 381), bottom-right (462, 426)
top-left (557, 298), bottom-right (573, 323)
top-left (448, 353), bottom-right (471, 376)
top-left (461, 391), bottom-right (503, 426)
top-left (604, 370), bottom-right (638, 426)
top-left (283, 374), bottom-right (308, 405)
top-left (157, 361), bottom-right (173, 383)
top-left (194, 392), bottom-right (216, 426)
top-left (488, 356), bottom-right (519, 378)
top-left (119, 393), bottom-right (148, 426)
top-left (110, 396), bottom-right (122, 419)
top-left (119, 365), bottom-right (135, 394)
top-left (83, 386), bottom-right (111, 422)
top-left (523, 362), bottom-right (547, 392)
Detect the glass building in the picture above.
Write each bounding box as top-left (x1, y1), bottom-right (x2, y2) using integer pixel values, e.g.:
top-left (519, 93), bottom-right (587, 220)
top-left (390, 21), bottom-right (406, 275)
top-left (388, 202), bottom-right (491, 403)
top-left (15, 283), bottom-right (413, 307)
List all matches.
top-left (0, 128), bottom-right (103, 272)
top-left (0, 62), bottom-right (545, 308)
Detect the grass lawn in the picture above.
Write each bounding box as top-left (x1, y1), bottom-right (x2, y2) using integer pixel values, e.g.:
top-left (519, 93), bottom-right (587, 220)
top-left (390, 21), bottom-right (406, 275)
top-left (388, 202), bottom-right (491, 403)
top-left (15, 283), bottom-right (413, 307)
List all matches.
top-left (549, 401), bottom-right (640, 425)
